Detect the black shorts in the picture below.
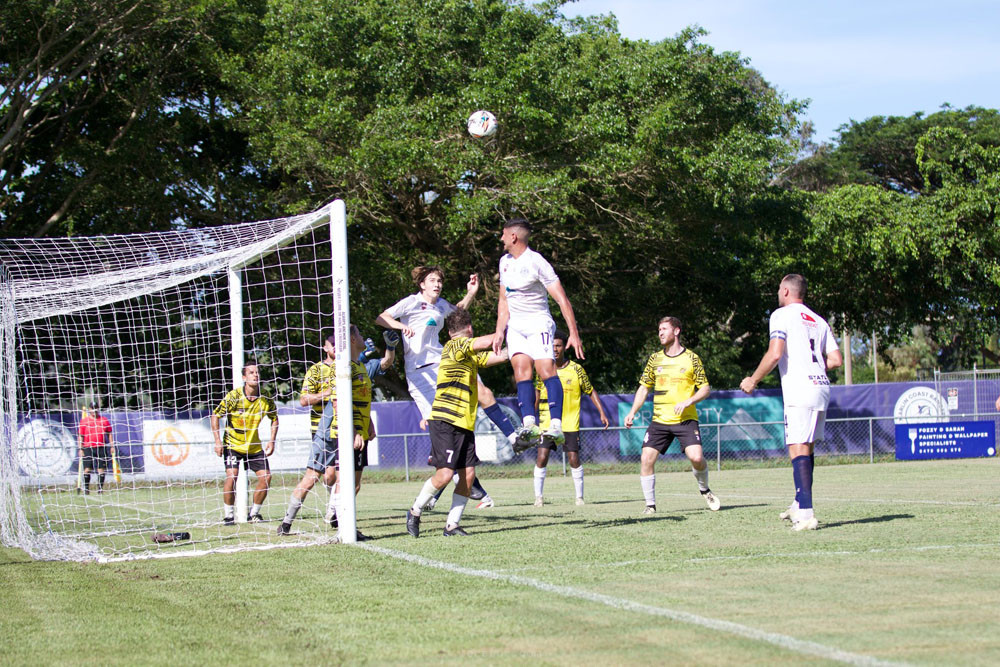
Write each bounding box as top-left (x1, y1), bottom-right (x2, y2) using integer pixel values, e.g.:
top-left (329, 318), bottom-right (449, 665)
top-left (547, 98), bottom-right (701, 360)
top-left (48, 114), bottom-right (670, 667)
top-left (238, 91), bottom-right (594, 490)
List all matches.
top-left (539, 430), bottom-right (580, 453)
top-left (333, 439), bottom-right (367, 472)
top-left (428, 419), bottom-right (479, 470)
top-left (82, 446), bottom-right (111, 470)
top-left (222, 447), bottom-right (270, 473)
top-left (642, 420), bottom-right (702, 454)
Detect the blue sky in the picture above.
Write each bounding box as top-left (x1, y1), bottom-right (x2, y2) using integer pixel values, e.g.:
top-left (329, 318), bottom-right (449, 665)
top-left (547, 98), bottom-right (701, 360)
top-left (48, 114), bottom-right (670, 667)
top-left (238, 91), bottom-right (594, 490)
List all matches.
top-left (557, 0), bottom-right (1000, 143)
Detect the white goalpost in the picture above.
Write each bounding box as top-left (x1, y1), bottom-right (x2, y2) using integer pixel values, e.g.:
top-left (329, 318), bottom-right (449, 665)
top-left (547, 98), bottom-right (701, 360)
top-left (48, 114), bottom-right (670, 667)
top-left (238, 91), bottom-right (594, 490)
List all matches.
top-left (0, 200), bottom-right (355, 561)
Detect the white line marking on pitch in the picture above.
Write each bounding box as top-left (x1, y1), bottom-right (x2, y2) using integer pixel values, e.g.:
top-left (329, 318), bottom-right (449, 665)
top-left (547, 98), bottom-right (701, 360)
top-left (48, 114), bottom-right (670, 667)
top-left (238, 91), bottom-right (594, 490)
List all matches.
top-left (686, 542), bottom-right (999, 563)
top-left (655, 492), bottom-right (999, 507)
top-left (360, 544), bottom-right (904, 667)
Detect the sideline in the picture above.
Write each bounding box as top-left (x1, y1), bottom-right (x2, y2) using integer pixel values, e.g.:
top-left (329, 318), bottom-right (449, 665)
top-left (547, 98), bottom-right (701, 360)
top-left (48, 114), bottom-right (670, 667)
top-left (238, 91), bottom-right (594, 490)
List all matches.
top-left (360, 543), bottom-right (905, 666)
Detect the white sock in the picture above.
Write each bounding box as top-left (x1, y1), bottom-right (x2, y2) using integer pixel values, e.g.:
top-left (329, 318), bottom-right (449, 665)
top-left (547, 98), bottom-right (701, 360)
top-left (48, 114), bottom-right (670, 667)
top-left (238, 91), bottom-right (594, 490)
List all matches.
top-left (411, 478), bottom-right (438, 515)
top-left (640, 474), bottom-right (656, 506)
top-left (283, 496), bottom-right (302, 524)
top-left (328, 491), bottom-right (340, 517)
top-left (250, 503), bottom-right (262, 517)
top-left (549, 418), bottom-right (562, 432)
top-left (571, 465), bottom-right (584, 498)
top-left (533, 465), bottom-right (547, 497)
top-left (447, 493), bottom-right (469, 528)
top-left (523, 415), bottom-right (537, 428)
top-left (223, 504), bottom-right (235, 519)
top-left (797, 507), bottom-right (814, 520)
top-left (692, 466), bottom-right (709, 492)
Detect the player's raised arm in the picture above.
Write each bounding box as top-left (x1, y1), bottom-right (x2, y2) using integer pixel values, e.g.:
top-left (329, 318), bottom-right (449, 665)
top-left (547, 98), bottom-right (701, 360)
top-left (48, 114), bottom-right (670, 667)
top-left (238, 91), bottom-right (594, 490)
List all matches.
top-left (545, 280), bottom-right (583, 360)
top-left (456, 273), bottom-right (480, 310)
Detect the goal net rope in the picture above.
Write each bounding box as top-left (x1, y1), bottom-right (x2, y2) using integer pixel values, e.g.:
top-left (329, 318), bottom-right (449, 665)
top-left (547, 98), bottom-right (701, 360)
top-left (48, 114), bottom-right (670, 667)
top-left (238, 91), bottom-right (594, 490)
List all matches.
top-left (0, 202), bottom-right (354, 561)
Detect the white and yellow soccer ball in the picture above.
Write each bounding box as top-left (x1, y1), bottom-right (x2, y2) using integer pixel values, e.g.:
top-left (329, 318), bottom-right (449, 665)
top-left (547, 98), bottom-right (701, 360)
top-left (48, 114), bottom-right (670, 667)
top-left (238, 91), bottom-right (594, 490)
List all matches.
top-left (467, 110), bottom-right (498, 138)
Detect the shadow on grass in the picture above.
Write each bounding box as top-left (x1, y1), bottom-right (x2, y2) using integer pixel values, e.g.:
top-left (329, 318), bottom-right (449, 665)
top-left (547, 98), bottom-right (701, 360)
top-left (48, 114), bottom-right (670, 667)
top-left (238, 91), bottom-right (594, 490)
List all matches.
top-left (822, 513), bottom-right (915, 529)
top-left (585, 515), bottom-right (685, 528)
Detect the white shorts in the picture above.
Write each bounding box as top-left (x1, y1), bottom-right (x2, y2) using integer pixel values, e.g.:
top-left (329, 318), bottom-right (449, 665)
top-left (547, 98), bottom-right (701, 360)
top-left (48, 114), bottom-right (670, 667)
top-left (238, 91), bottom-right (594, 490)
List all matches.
top-left (406, 364), bottom-right (439, 420)
top-left (506, 317), bottom-right (556, 361)
top-left (783, 406), bottom-right (826, 445)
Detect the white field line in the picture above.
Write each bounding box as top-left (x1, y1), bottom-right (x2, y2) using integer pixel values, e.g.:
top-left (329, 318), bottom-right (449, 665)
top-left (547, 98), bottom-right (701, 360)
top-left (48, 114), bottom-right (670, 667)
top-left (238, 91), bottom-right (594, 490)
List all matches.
top-left (653, 492), bottom-right (999, 507)
top-left (360, 544), bottom-right (905, 667)
top-left (494, 542), bottom-right (1000, 573)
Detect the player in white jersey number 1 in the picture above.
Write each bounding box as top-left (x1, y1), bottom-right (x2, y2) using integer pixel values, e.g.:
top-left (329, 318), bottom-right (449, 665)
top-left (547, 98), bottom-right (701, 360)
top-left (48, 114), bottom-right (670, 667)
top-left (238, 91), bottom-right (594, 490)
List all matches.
top-left (493, 218), bottom-right (584, 451)
top-left (740, 274), bottom-right (842, 531)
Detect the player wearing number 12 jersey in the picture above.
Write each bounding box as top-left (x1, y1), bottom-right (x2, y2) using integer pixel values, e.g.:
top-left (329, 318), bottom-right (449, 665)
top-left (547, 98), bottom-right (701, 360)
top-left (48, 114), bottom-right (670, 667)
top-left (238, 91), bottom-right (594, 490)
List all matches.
top-left (740, 274), bottom-right (842, 531)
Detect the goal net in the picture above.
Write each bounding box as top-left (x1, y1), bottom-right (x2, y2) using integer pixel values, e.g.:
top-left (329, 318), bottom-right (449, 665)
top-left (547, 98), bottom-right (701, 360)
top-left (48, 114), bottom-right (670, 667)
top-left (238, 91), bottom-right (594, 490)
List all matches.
top-left (0, 201), bottom-right (355, 561)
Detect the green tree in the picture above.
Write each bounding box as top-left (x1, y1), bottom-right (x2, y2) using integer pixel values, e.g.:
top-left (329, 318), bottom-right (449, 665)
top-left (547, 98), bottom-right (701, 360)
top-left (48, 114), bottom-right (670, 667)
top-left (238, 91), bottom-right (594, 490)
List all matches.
top-left (1, 0), bottom-right (270, 237)
top-left (229, 0), bottom-right (805, 392)
top-left (802, 124), bottom-right (1000, 371)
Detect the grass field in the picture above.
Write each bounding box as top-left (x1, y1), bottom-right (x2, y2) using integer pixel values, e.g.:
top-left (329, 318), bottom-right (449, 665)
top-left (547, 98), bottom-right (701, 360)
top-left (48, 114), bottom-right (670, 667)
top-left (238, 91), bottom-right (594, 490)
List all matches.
top-left (2, 458), bottom-right (998, 665)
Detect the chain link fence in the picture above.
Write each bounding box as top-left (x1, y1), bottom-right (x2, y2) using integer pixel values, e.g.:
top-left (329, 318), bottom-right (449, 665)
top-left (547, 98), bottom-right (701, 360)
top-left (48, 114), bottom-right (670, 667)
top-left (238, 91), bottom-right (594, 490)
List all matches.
top-left (373, 411), bottom-right (1000, 480)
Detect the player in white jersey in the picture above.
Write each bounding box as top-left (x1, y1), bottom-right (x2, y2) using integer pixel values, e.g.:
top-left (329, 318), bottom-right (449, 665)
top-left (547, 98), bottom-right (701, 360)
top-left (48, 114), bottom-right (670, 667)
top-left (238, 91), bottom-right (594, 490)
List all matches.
top-left (493, 218), bottom-right (583, 451)
top-left (376, 265), bottom-right (517, 509)
top-left (377, 266), bottom-right (478, 425)
top-left (740, 274), bottom-right (842, 531)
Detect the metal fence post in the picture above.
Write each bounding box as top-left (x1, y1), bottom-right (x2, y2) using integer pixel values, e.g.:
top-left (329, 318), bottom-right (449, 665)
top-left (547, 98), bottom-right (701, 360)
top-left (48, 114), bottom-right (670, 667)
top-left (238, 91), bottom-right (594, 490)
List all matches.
top-left (869, 418), bottom-right (873, 463)
top-left (403, 434), bottom-right (409, 482)
top-left (562, 450), bottom-right (567, 476)
top-left (716, 423), bottom-right (721, 472)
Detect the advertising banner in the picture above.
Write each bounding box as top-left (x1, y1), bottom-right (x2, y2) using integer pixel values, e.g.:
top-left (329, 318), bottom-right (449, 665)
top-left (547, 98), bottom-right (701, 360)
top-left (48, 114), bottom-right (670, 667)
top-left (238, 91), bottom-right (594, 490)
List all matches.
top-left (895, 421), bottom-right (997, 460)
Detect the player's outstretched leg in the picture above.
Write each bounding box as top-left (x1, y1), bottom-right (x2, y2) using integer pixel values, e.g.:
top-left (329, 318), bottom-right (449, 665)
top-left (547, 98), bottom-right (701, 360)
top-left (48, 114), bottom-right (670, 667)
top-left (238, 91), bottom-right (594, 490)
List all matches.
top-left (407, 477), bottom-right (440, 537)
top-left (540, 375), bottom-right (565, 447)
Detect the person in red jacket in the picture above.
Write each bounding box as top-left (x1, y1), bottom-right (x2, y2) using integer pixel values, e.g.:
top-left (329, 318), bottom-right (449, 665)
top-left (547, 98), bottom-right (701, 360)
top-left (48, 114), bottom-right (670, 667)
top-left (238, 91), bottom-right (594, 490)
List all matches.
top-left (78, 402), bottom-right (113, 494)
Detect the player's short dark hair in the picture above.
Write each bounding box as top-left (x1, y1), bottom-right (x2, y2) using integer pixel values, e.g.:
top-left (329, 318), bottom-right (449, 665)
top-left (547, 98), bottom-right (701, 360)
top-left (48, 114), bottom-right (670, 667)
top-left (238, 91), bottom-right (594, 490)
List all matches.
top-left (782, 274), bottom-right (807, 298)
top-left (444, 307), bottom-right (472, 334)
top-left (553, 330), bottom-right (568, 344)
top-left (242, 362), bottom-right (258, 376)
top-left (411, 265), bottom-right (444, 287)
top-left (503, 217), bottom-right (532, 235)
top-left (658, 316), bottom-right (682, 331)
top-left (89, 400), bottom-right (100, 411)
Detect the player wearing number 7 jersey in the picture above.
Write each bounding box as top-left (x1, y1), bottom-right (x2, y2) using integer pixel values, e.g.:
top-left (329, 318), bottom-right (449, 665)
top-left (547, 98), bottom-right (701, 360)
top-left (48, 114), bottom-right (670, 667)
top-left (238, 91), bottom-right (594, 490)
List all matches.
top-left (740, 274), bottom-right (842, 531)
top-left (493, 218), bottom-right (583, 452)
top-left (406, 308), bottom-right (508, 537)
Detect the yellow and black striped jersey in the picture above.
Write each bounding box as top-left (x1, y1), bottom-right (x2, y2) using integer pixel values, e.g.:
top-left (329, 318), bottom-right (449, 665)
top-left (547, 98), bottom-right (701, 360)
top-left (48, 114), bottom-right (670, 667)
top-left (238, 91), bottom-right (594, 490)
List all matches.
top-left (430, 337), bottom-right (491, 431)
top-left (325, 360), bottom-right (373, 441)
top-left (638, 348), bottom-right (708, 425)
top-left (213, 388), bottom-right (277, 454)
top-left (535, 360), bottom-right (593, 432)
top-left (302, 361), bottom-right (335, 434)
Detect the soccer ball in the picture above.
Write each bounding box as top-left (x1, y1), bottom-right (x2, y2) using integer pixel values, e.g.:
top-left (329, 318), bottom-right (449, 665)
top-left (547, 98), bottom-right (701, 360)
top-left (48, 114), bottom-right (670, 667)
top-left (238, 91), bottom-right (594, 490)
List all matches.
top-left (467, 110), bottom-right (498, 138)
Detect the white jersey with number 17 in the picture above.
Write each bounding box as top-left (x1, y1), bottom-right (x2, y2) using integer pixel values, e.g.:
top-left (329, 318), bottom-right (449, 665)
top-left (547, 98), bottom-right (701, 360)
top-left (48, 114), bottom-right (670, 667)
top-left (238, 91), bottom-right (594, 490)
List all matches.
top-left (769, 303), bottom-right (838, 409)
top-left (499, 248), bottom-right (559, 322)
